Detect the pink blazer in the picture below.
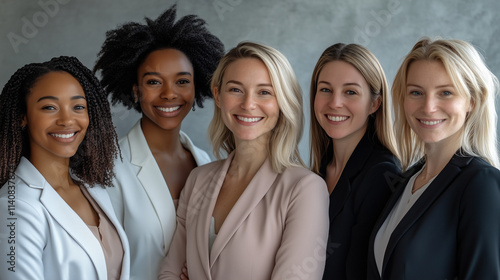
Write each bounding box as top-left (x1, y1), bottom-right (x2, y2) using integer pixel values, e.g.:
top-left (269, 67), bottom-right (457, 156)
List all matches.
top-left (158, 152), bottom-right (329, 280)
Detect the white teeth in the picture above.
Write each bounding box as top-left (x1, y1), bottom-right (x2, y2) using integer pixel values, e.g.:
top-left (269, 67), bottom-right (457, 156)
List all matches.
top-left (157, 106), bottom-right (181, 112)
top-left (420, 120), bottom-right (444, 125)
top-left (50, 133), bottom-right (76, 139)
top-left (327, 115), bottom-right (348, 122)
top-left (237, 116), bottom-right (262, 123)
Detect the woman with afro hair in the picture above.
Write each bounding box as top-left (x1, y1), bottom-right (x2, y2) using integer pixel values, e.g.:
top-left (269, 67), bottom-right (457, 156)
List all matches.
top-left (0, 56), bottom-right (128, 280)
top-left (93, 5), bottom-right (224, 280)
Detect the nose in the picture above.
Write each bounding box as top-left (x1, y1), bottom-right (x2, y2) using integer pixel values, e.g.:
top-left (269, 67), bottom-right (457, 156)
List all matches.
top-left (328, 92), bottom-right (343, 108)
top-left (159, 83), bottom-right (178, 100)
top-left (422, 94), bottom-right (437, 113)
top-left (56, 108), bottom-right (74, 126)
top-left (241, 93), bottom-right (256, 110)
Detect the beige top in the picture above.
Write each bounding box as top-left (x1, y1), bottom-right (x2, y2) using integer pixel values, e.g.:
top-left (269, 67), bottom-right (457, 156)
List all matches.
top-left (81, 186), bottom-right (124, 280)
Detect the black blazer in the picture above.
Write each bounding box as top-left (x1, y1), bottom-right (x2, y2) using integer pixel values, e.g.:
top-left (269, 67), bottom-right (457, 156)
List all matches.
top-left (367, 154), bottom-right (500, 279)
top-left (322, 122), bottom-right (401, 280)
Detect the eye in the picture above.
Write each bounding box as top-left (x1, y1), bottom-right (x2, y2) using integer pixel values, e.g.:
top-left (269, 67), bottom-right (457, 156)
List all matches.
top-left (345, 90), bottom-right (357, 95)
top-left (260, 90), bottom-right (272, 96)
top-left (409, 90), bottom-right (422, 96)
top-left (442, 91), bottom-right (452, 96)
top-left (229, 88), bottom-right (242, 93)
top-left (319, 88), bottom-right (331, 93)
top-left (74, 105), bottom-right (86, 110)
top-left (146, 79), bottom-right (161, 85)
top-left (42, 105), bottom-right (56, 110)
top-left (177, 79), bottom-right (191, 85)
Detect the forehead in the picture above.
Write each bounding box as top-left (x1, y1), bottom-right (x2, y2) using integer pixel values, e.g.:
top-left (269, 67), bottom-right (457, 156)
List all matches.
top-left (223, 58), bottom-right (271, 82)
top-left (318, 61), bottom-right (367, 84)
top-left (138, 48), bottom-right (194, 74)
top-left (28, 71), bottom-right (85, 100)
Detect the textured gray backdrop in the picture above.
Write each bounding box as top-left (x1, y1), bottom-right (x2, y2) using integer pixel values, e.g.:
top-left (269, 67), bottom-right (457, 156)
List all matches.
top-left (1, 0), bottom-right (499, 163)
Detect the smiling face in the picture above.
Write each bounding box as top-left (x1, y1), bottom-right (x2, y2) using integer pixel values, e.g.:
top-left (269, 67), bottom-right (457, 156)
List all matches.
top-left (24, 71), bottom-right (89, 161)
top-left (404, 60), bottom-right (471, 146)
top-left (314, 60), bottom-right (380, 143)
top-left (135, 48), bottom-right (195, 132)
top-left (214, 58), bottom-right (279, 146)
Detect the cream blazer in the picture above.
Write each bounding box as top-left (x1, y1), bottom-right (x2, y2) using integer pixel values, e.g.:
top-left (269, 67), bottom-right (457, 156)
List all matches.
top-left (108, 121), bottom-right (211, 280)
top-left (0, 157), bottom-right (130, 280)
top-left (158, 153), bottom-right (330, 280)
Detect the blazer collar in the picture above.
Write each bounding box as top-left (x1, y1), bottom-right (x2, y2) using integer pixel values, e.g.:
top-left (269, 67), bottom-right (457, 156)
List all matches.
top-left (379, 154), bottom-right (473, 277)
top-left (126, 121), bottom-right (175, 252)
top-left (201, 152), bottom-right (279, 267)
top-left (16, 157), bottom-right (108, 280)
top-left (329, 127), bottom-right (375, 220)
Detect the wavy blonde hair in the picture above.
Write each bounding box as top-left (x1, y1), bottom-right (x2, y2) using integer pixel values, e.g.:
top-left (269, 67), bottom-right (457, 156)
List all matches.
top-left (392, 38), bottom-right (499, 170)
top-left (209, 41), bottom-right (304, 173)
top-left (309, 43), bottom-right (398, 174)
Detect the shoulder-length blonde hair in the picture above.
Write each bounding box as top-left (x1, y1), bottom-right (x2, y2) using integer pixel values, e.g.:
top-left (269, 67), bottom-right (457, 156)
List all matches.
top-left (309, 43), bottom-right (398, 174)
top-left (392, 38), bottom-right (500, 170)
top-left (209, 41), bottom-right (304, 173)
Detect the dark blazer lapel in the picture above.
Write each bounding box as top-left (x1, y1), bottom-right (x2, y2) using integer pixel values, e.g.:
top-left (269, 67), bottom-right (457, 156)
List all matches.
top-left (381, 155), bottom-right (472, 274)
top-left (329, 131), bottom-right (374, 220)
top-left (209, 157), bottom-right (278, 267)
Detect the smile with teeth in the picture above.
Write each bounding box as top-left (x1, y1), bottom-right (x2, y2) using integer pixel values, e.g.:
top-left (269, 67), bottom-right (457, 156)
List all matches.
top-left (327, 115), bottom-right (348, 122)
top-left (50, 132), bottom-right (77, 139)
top-left (419, 119), bottom-right (444, 125)
top-left (156, 105), bottom-right (181, 113)
top-left (236, 116), bottom-right (263, 123)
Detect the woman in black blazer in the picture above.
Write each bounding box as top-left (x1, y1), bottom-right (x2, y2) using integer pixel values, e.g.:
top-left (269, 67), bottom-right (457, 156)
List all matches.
top-left (368, 38), bottom-right (500, 279)
top-left (309, 43), bottom-right (401, 279)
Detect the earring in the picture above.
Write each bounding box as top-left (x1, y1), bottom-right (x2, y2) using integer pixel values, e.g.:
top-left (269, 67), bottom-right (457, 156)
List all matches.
top-left (192, 104), bottom-right (196, 112)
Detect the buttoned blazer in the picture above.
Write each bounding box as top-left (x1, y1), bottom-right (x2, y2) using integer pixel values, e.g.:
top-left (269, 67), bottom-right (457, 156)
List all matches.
top-left (367, 155), bottom-right (500, 279)
top-left (108, 121), bottom-right (211, 280)
top-left (322, 126), bottom-right (400, 280)
top-left (158, 152), bottom-right (330, 280)
top-left (0, 157), bottom-right (130, 280)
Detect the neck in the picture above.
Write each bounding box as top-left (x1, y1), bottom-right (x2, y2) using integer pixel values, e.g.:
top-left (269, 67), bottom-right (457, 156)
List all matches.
top-left (230, 136), bottom-right (269, 179)
top-left (331, 126), bottom-right (366, 170)
top-left (421, 134), bottom-right (462, 180)
top-left (29, 154), bottom-right (73, 190)
top-left (141, 117), bottom-right (183, 154)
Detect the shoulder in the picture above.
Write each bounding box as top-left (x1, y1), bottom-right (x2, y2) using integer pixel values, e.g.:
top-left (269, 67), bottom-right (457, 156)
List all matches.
top-left (180, 130), bottom-right (211, 166)
top-left (279, 166), bottom-right (327, 192)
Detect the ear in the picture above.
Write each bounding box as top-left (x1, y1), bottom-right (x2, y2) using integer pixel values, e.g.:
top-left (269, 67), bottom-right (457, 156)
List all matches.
top-left (468, 98), bottom-right (475, 113)
top-left (369, 96), bottom-right (382, 114)
top-left (133, 85), bottom-right (139, 103)
top-left (213, 87), bottom-right (221, 108)
top-left (21, 115), bottom-right (27, 128)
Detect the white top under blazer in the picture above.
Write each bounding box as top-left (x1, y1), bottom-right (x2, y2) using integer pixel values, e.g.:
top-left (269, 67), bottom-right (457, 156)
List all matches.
top-left (0, 157), bottom-right (131, 280)
top-left (108, 120), bottom-right (211, 280)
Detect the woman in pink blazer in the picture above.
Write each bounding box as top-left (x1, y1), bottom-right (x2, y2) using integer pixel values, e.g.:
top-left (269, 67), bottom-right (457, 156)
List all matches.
top-left (158, 42), bottom-right (329, 280)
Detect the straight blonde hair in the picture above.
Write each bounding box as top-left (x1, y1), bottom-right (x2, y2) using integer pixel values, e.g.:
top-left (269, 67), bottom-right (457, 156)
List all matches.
top-left (209, 42), bottom-right (304, 173)
top-left (392, 38), bottom-right (499, 170)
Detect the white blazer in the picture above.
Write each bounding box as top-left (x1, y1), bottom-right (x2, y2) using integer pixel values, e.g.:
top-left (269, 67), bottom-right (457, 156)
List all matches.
top-left (108, 120), bottom-right (211, 280)
top-left (0, 157), bottom-right (130, 280)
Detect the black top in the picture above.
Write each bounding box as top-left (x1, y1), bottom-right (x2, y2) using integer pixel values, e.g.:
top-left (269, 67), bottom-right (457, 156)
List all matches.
top-left (322, 119), bottom-right (401, 280)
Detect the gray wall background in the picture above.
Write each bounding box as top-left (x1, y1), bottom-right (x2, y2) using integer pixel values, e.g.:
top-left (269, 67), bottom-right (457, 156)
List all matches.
top-left (1, 0), bottom-right (499, 164)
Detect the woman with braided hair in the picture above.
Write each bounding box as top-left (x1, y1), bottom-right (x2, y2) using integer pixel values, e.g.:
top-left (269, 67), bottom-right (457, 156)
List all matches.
top-left (0, 56), bottom-right (129, 280)
top-left (93, 5), bottom-right (224, 280)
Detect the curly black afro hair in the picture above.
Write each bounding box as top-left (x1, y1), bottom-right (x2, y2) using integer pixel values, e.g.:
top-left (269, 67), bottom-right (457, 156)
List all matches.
top-left (93, 5), bottom-right (225, 112)
top-left (0, 56), bottom-right (120, 188)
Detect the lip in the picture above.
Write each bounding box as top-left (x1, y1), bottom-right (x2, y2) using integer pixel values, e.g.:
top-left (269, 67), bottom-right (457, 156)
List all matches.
top-left (154, 104), bottom-right (183, 117)
top-left (234, 114), bottom-right (264, 125)
top-left (48, 131), bottom-right (80, 143)
top-left (325, 114), bottom-right (349, 123)
top-left (418, 118), bottom-right (445, 126)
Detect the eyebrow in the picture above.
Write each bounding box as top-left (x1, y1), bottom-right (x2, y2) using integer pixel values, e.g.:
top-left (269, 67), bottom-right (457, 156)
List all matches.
top-left (37, 95), bottom-right (86, 102)
top-left (406, 84), bottom-right (455, 88)
top-left (226, 80), bottom-right (273, 87)
top-left (317, 81), bottom-right (362, 87)
top-left (142, 71), bottom-right (192, 78)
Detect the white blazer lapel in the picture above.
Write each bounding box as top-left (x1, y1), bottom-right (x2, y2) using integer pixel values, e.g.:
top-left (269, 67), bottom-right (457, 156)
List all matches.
top-left (128, 121), bottom-right (176, 254)
top-left (37, 181), bottom-right (107, 280)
